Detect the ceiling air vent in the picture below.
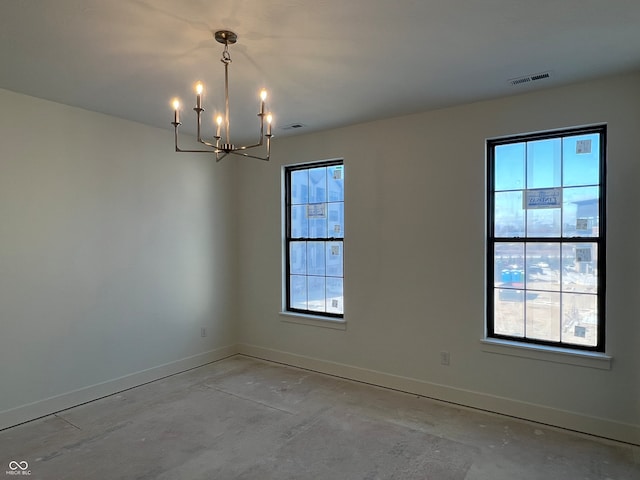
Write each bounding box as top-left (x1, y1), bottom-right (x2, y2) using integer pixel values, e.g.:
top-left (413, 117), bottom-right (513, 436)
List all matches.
top-left (281, 123), bottom-right (306, 131)
top-left (508, 71), bottom-right (551, 86)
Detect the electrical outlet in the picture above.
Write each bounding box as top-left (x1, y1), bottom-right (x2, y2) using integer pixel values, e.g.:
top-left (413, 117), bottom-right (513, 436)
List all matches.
top-left (440, 351), bottom-right (450, 366)
top-left (201, 327), bottom-right (206, 337)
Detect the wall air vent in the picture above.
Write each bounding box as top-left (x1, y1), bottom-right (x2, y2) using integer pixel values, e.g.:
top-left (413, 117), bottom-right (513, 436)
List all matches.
top-left (508, 71), bottom-right (551, 86)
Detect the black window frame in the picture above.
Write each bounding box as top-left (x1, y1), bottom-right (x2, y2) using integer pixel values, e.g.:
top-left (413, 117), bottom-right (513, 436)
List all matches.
top-left (285, 159), bottom-right (344, 319)
top-left (487, 125), bottom-right (606, 352)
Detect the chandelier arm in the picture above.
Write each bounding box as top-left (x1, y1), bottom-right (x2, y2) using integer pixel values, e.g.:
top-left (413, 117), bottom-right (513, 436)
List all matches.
top-left (226, 110), bottom-right (269, 151)
top-left (196, 132), bottom-right (270, 153)
top-left (174, 138), bottom-right (270, 159)
top-left (177, 122), bottom-right (270, 157)
top-left (175, 128), bottom-right (225, 154)
top-left (173, 123), bottom-right (204, 153)
top-left (215, 151), bottom-right (230, 163)
top-left (229, 150), bottom-right (270, 161)
top-left (176, 147), bottom-right (224, 153)
top-left (198, 138), bottom-right (219, 149)
top-left (229, 135), bottom-right (271, 160)
top-left (233, 139), bottom-right (264, 151)
top-left (234, 113), bottom-right (266, 150)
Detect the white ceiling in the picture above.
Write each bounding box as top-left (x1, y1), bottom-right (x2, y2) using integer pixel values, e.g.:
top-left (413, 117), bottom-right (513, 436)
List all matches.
top-left (1, 0), bottom-right (640, 144)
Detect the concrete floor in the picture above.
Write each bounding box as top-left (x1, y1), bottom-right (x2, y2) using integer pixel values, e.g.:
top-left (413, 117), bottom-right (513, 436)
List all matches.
top-left (1, 355), bottom-right (638, 479)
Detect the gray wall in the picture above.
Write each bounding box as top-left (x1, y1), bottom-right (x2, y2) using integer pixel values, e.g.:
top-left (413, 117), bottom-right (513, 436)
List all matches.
top-left (236, 72), bottom-right (640, 443)
top-left (0, 89), bottom-right (238, 427)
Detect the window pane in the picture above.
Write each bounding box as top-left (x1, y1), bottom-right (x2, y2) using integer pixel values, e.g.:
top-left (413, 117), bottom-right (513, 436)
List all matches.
top-left (526, 291), bottom-right (560, 342)
top-left (562, 293), bottom-right (597, 347)
top-left (562, 186), bottom-right (599, 237)
top-left (494, 191), bottom-right (524, 237)
top-left (563, 134), bottom-right (600, 187)
top-left (290, 275), bottom-right (307, 310)
top-left (328, 165), bottom-right (344, 201)
top-left (527, 138), bottom-right (561, 188)
top-left (328, 202), bottom-right (344, 238)
top-left (308, 207), bottom-right (328, 238)
top-left (562, 243), bottom-right (598, 293)
top-left (327, 277), bottom-right (344, 314)
top-left (326, 242), bottom-right (343, 277)
top-left (494, 243), bottom-right (524, 286)
top-left (307, 242), bottom-right (326, 276)
top-left (494, 289), bottom-right (524, 337)
top-left (526, 243), bottom-right (560, 291)
top-left (290, 242), bottom-right (306, 275)
top-left (308, 167), bottom-right (327, 203)
top-left (495, 143), bottom-right (525, 191)
top-left (291, 205), bottom-right (308, 238)
top-left (526, 208), bottom-right (561, 237)
top-left (307, 276), bottom-right (326, 312)
top-left (291, 170), bottom-right (309, 204)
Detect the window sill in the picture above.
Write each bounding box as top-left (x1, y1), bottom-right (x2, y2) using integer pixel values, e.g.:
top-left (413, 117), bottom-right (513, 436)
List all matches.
top-left (480, 338), bottom-right (612, 370)
top-left (279, 311), bottom-right (347, 330)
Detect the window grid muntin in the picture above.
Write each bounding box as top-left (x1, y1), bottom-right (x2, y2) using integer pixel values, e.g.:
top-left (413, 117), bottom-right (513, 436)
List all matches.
top-left (285, 160), bottom-right (344, 318)
top-left (487, 126), bottom-right (605, 351)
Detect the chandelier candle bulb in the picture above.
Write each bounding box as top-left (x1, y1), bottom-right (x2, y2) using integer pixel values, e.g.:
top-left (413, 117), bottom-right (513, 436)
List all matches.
top-left (172, 99), bottom-right (180, 124)
top-left (195, 82), bottom-right (203, 109)
top-left (216, 115), bottom-right (223, 137)
top-left (267, 113), bottom-right (273, 136)
top-left (260, 89), bottom-right (267, 115)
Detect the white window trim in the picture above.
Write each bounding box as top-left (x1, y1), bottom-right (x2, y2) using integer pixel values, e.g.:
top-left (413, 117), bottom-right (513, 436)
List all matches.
top-left (486, 125), bottom-right (607, 353)
top-left (279, 311), bottom-right (347, 330)
top-left (281, 159), bottom-right (345, 324)
top-left (480, 337), bottom-right (612, 370)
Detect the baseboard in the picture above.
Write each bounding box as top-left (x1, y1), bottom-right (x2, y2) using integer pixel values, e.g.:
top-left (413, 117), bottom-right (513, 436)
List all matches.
top-left (0, 344), bottom-right (238, 431)
top-left (4, 343), bottom-right (638, 446)
top-left (238, 343), bottom-right (640, 446)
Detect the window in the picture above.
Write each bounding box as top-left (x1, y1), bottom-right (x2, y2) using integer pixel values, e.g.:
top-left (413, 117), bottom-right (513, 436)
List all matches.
top-left (285, 160), bottom-right (344, 318)
top-left (487, 126), bottom-right (606, 351)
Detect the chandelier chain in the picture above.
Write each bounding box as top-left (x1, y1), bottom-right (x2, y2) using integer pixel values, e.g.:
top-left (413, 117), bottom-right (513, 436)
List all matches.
top-left (221, 44), bottom-right (232, 65)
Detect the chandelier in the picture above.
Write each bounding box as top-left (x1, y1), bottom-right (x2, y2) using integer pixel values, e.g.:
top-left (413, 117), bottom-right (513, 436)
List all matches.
top-left (171, 30), bottom-right (273, 161)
